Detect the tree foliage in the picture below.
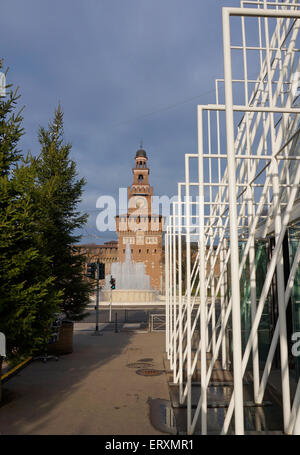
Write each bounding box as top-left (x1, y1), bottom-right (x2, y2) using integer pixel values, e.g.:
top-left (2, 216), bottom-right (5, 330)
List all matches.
top-left (0, 62), bottom-right (62, 358)
top-left (0, 61), bottom-right (90, 360)
top-left (32, 105), bottom-right (91, 321)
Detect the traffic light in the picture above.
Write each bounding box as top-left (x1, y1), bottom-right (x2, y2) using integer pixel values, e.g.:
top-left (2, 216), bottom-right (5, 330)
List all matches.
top-left (98, 262), bottom-right (105, 280)
top-left (110, 277), bottom-right (116, 290)
top-left (86, 262), bottom-right (96, 279)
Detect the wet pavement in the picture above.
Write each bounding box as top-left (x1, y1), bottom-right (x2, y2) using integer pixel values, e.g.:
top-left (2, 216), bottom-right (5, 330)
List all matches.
top-left (164, 348), bottom-right (286, 435)
top-left (168, 381), bottom-right (284, 434)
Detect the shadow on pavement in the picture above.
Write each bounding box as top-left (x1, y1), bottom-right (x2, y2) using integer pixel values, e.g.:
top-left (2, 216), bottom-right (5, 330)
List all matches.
top-left (0, 329), bottom-right (134, 434)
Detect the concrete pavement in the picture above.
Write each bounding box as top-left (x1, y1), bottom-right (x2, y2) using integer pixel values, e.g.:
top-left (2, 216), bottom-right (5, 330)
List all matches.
top-left (0, 329), bottom-right (170, 435)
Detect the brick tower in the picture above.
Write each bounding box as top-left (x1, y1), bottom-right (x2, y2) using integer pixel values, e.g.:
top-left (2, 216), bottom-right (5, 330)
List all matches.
top-left (115, 147), bottom-right (164, 291)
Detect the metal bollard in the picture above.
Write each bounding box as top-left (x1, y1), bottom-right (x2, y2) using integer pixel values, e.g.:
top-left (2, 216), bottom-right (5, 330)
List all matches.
top-left (115, 312), bottom-right (118, 333)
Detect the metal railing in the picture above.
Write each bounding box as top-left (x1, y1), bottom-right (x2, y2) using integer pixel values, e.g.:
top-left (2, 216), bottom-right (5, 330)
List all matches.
top-left (150, 314), bottom-right (166, 332)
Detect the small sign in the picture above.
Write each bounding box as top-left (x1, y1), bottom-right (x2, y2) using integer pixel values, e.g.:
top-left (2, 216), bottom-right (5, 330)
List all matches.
top-left (0, 72), bottom-right (6, 97)
top-left (0, 332), bottom-right (6, 357)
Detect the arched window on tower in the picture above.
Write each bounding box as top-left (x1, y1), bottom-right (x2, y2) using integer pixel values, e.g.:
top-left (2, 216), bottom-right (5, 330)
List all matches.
top-left (138, 174), bottom-right (143, 181)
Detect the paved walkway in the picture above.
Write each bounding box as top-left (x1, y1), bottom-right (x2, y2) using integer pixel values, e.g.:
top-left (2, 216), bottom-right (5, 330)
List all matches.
top-left (0, 329), bottom-right (170, 435)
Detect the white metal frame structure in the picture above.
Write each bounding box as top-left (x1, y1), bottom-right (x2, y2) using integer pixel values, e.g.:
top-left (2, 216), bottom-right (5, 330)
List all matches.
top-left (166, 0), bottom-right (300, 435)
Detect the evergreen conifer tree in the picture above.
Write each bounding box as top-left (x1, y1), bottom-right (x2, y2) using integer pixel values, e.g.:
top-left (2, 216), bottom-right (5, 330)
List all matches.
top-left (33, 105), bottom-right (91, 321)
top-left (0, 62), bottom-right (62, 359)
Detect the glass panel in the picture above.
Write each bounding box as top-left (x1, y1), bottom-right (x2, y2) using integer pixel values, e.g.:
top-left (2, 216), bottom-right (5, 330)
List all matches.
top-left (288, 224), bottom-right (300, 381)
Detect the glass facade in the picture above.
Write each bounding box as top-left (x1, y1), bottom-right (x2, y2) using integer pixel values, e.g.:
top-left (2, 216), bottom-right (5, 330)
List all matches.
top-left (239, 240), bottom-right (272, 364)
top-left (288, 223), bottom-right (300, 381)
top-left (226, 226), bottom-right (300, 381)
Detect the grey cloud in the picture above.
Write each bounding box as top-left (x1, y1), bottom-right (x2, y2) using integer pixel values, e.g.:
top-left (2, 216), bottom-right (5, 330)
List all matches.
top-left (1, 0), bottom-right (244, 243)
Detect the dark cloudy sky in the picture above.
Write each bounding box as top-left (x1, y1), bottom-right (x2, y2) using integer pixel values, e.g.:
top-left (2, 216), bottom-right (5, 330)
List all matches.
top-left (1, 0), bottom-right (243, 243)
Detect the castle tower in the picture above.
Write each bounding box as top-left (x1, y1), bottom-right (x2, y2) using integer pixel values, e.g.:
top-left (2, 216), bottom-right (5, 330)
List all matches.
top-left (128, 148), bottom-right (152, 215)
top-left (115, 147), bottom-right (164, 291)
